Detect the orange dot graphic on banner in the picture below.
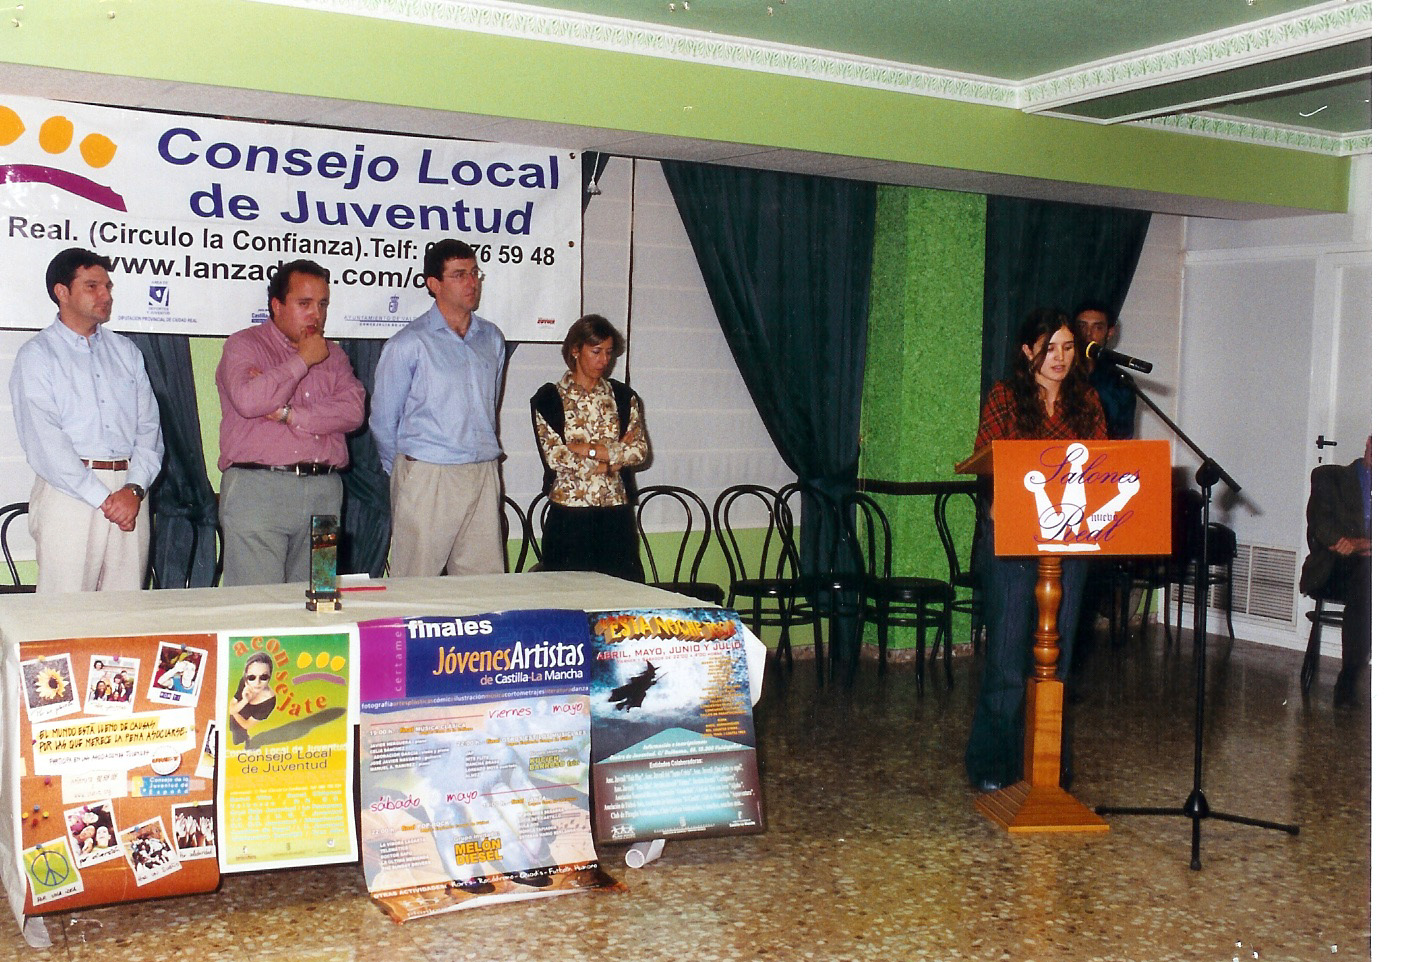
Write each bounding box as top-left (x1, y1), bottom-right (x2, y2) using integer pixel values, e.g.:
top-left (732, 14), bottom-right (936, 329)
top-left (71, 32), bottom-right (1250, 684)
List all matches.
top-left (0, 106), bottom-right (24, 145)
top-left (80, 133), bottom-right (116, 168)
top-left (38, 115), bottom-right (74, 154)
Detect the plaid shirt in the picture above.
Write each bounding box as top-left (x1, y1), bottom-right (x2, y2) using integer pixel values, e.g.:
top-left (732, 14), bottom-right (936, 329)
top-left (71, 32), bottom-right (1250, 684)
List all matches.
top-left (973, 380), bottom-right (1108, 451)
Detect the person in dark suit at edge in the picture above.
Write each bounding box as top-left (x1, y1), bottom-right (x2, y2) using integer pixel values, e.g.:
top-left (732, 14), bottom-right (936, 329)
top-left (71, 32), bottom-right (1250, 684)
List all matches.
top-left (1300, 436), bottom-right (1371, 708)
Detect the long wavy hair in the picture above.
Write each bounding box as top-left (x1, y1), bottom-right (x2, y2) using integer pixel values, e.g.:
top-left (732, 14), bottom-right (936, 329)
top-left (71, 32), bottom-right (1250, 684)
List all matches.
top-left (1007, 308), bottom-right (1102, 438)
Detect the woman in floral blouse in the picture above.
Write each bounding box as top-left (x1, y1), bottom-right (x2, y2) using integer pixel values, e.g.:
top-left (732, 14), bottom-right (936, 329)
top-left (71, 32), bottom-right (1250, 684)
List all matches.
top-left (530, 315), bottom-right (649, 580)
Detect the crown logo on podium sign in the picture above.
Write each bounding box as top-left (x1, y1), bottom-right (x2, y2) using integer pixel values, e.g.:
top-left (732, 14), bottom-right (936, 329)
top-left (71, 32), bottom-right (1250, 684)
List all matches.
top-left (1024, 443), bottom-right (1141, 553)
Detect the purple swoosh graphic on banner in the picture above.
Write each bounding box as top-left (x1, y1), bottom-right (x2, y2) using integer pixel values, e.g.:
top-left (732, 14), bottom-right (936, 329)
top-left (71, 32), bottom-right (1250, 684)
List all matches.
top-left (0, 163), bottom-right (126, 211)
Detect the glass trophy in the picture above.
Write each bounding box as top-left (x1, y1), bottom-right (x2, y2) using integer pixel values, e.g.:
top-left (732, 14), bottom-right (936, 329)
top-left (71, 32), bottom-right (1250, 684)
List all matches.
top-left (306, 514), bottom-right (342, 612)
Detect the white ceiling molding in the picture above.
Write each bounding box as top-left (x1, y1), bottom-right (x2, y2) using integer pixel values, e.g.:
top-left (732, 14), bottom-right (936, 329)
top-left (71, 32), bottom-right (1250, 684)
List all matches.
top-left (1019, 0), bottom-right (1371, 113)
top-left (1050, 64), bottom-right (1372, 127)
top-left (252, 0), bottom-right (1021, 107)
top-left (246, 0), bottom-right (1375, 156)
top-left (1135, 113), bottom-right (1371, 157)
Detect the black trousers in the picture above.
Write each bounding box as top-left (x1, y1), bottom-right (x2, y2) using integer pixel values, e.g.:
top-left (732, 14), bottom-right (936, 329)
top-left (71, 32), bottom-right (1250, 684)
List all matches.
top-left (539, 503), bottom-right (645, 583)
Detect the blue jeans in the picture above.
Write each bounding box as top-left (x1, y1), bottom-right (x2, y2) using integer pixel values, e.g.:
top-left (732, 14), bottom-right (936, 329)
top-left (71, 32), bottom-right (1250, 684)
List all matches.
top-left (965, 524), bottom-right (1088, 788)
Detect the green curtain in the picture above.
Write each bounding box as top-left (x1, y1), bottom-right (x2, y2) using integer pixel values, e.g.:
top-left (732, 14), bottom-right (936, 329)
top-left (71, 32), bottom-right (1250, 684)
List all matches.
top-left (982, 196), bottom-right (1150, 392)
top-left (129, 333), bottom-right (219, 588)
top-left (661, 160), bottom-right (876, 573)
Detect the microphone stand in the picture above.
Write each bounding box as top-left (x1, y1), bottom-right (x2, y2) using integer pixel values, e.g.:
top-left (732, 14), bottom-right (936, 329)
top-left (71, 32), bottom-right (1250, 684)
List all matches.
top-left (1093, 369), bottom-right (1299, 870)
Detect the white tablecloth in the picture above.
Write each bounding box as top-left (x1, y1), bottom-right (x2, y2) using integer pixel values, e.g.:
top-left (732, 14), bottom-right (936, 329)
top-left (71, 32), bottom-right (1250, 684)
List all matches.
top-left (0, 572), bottom-right (764, 925)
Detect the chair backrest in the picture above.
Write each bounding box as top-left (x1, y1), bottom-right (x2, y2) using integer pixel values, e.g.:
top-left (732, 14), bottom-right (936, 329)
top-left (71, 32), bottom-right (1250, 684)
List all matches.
top-left (713, 484), bottom-right (800, 584)
top-left (526, 492), bottom-right (552, 569)
top-left (778, 481), bottom-right (847, 576)
top-left (635, 485), bottom-right (713, 587)
top-left (0, 502), bottom-right (32, 590)
top-left (932, 480), bottom-right (979, 582)
top-left (841, 491), bottom-right (894, 580)
top-left (502, 495), bottom-right (540, 573)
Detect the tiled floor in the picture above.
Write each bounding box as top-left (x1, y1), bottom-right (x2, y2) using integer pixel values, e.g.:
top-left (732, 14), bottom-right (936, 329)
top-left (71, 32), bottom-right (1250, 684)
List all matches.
top-left (2, 627), bottom-right (1370, 962)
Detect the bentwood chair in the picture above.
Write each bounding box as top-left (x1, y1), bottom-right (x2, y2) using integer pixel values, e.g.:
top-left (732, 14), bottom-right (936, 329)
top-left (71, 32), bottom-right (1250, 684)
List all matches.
top-left (932, 481), bottom-right (983, 652)
top-left (0, 502), bottom-right (35, 593)
top-left (1163, 490), bottom-right (1238, 643)
top-left (526, 492), bottom-right (553, 565)
top-left (635, 485), bottom-right (725, 605)
top-left (714, 484), bottom-right (815, 674)
top-left (502, 495), bottom-right (541, 573)
top-left (843, 491), bottom-right (955, 692)
top-left (1300, 589), bottom-right (1346, 696)
top-left (779, 481), bottom-right (864, 684)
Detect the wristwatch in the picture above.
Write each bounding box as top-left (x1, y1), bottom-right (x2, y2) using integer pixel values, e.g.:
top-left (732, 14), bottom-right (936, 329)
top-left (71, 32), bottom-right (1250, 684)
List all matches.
top-left (122, 483), bottom-right (146, 502)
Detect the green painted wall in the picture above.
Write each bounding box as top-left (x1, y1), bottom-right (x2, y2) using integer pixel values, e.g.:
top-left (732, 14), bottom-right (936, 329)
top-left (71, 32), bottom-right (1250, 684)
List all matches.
top-left (859, 186), bottom-right (986, 649)
top-left (0, 0), bottom-right (1350, 213)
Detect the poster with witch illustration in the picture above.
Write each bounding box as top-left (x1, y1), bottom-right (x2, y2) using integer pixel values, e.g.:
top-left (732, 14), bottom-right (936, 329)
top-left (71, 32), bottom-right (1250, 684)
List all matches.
top-left (589, 608), bottom-right (764, 845)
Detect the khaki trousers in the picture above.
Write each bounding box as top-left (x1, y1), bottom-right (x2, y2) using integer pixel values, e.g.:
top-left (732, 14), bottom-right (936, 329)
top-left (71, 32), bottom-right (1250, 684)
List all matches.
top-left (30, 472), bottom-right (149, 593)
top-left (388, 456), bottom-right (504, 577)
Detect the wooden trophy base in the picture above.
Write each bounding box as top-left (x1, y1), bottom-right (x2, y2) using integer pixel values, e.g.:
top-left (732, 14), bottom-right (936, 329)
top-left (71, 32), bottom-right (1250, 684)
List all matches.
top-left (974, 676), bottom-right (1108, 834)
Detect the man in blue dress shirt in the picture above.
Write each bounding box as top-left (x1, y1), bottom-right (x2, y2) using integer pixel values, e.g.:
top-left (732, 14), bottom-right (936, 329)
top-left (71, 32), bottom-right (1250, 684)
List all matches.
top-left (9, 248), bottom-right (164, 592)
top-left (370, 239), bottom-right (506, 577)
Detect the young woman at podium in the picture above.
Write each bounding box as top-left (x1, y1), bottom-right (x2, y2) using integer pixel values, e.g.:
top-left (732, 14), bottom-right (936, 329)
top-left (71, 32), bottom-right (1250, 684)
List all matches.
top-left (966, 308), bottom-right (1107, 793)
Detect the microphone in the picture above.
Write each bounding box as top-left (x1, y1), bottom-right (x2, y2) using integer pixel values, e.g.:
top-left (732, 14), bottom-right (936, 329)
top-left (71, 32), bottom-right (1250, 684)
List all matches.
top-left (1086, 341), bottom-right (1153, 374)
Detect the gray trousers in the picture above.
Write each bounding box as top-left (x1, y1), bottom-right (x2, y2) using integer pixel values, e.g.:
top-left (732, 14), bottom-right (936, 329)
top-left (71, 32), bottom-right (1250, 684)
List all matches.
top-left (220, 468), bottom-right (343, 587)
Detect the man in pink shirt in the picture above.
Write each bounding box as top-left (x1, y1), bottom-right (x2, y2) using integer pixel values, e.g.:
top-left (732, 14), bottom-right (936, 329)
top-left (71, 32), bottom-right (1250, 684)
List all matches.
top-left (215, 260), bottom-right (365, 586)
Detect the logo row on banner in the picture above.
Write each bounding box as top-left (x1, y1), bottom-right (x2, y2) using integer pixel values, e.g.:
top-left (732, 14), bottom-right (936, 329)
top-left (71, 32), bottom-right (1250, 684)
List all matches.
top-left (15, 607), bottom-right (763, 922)
top-left (0, 94), bottom-right (582, 341)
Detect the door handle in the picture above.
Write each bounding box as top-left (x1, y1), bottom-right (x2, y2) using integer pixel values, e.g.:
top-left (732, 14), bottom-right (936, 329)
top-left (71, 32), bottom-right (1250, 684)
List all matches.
top-left (1315, 435), bottom-right (1337, 450)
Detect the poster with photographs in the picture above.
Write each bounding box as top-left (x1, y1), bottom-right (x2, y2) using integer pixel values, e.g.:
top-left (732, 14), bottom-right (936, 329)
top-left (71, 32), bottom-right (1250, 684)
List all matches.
top-left (21, 652), bottom-right (79, 723)
top-left (118, 816), bottom-right (181, 886)
top-left (148, 641), bottom-right (208, 707)
top-left (65, 801), bottom-right (122, 869)
top-left (16, 633), bottom-right (221, 914)
top-left (171, 802), bottom-right (216, 862)
top-left (84, 654), bottom-right (139, 715)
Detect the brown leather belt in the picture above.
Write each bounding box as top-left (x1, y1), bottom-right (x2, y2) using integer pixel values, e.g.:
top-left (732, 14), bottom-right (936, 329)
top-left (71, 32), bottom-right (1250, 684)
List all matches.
top-left (82, 459), bottom-right (129, 471)
top-left (230, 462), bottom-right (335, 477)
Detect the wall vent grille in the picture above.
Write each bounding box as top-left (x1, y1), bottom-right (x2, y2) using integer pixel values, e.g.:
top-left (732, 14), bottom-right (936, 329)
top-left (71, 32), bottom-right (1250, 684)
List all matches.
top-left (1170, 543), bottom-right (1299, 624)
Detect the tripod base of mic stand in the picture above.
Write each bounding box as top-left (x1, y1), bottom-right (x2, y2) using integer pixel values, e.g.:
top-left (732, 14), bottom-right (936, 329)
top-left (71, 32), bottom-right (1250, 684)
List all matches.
top-left (1096, 789), bottom-right (1299, 870)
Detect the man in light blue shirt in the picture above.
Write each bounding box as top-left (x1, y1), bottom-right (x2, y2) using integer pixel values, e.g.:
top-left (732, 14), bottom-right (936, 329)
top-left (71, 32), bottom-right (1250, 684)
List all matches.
top-left (9, 248), bottom-right (164, 592)
top-left (370, 239), bottom-right (506, 577)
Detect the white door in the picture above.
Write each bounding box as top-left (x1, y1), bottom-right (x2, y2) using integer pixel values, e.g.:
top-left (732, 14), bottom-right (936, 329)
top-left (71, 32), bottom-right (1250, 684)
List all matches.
top-left (1308, 254), bottom-right (1372, 469)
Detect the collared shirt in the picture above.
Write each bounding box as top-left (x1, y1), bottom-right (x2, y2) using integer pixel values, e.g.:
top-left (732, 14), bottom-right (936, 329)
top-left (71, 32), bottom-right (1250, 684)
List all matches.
top-left (215, 320), bottom-right (365, 471)
top-left (973, 380), bottom-right (1108, 451)
top-left (533, 373), bottom-right (648, 507)
top-left (369, 304), bottom-right (506, 473)
top-left (9, 318), bottom-right (164, 509)
top-left (1089, 356), bottom-right (1136, 440)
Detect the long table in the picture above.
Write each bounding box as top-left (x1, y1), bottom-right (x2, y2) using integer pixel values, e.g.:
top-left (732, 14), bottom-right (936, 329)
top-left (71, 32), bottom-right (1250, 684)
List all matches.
top-left (0, 572), bottom-right (758, 928)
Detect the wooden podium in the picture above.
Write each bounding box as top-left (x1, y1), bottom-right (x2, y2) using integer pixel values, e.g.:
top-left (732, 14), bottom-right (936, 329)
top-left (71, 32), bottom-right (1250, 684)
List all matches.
top-left (957, 439), bottom-right (1171, 833)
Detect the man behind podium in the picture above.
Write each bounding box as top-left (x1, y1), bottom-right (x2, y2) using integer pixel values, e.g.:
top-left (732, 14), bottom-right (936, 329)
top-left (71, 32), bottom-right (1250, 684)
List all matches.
top-left (1301, 436), bottom-right (1371, 707)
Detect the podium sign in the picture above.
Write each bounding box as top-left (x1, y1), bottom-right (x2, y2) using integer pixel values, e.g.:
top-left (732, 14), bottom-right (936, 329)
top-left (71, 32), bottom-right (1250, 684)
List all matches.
top-left (991, 440), bottom-right (1171, 558)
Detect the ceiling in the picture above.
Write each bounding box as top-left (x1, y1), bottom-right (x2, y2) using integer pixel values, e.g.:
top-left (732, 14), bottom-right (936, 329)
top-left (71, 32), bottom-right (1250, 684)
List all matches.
top-left (463, 0), bottom-right (1371, 149)
top-left (0, 0), bottom-right (1370, 219)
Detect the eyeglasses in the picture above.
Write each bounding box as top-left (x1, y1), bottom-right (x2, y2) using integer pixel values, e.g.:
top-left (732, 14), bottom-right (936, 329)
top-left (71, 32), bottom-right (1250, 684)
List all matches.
top-left (445, 268), bottom-right (486, 283)
top-left (245, 672), bottom-right (270, 682)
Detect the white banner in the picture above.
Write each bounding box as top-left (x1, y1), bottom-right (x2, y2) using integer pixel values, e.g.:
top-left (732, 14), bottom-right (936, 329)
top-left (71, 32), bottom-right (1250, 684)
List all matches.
top-left (0, 94), bottom-right (581, 341)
